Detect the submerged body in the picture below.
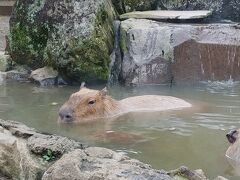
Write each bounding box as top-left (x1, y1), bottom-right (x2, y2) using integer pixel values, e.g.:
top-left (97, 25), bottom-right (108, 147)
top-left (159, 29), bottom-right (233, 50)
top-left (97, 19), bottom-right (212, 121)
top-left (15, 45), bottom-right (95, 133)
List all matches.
top-left (58, 84), bottom-right (192, 123)
top-left (120, 95), bottom-right (191, 113)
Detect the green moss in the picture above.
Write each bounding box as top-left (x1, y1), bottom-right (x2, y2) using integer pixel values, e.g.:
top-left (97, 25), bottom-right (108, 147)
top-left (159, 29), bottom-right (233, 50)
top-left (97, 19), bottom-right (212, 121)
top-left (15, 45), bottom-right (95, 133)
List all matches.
top-left (64, 36), bottom-right (110, 81)
top-left (112, 0), bottom-right (126, 14)
top-left (27, 0), bottom-right (46, 23)
top-left (9, 22), bottom-right (49, 68)
top-left (124, 0), bottom-right (159, 11)
top-left (9, 0), bottom-right (116, 82)
top-left (120, 28), bottom-right (128, 53)
top-left (45, 3), bottom-right (116, 81)
top-left (8, 0), bottom-right (49, 68)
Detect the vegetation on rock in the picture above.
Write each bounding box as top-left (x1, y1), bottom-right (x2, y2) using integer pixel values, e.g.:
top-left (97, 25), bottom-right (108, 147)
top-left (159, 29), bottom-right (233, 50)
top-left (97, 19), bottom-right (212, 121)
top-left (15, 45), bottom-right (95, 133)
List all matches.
top-left (9, 0), bottom-right (116, 82)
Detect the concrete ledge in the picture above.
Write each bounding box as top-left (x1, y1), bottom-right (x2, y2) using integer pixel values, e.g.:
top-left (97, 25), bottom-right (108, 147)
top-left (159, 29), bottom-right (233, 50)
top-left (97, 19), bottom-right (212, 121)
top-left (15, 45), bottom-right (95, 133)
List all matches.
top-left (120, 10), bottom-right (212, 21)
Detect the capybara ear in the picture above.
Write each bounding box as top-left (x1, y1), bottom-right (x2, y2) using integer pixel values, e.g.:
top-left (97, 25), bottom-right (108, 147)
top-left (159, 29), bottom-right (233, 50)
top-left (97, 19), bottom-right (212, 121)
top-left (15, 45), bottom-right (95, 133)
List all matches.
top-left (99, 87), bottom-right (107, 97)
top-left (80, 82), bottom-right (86, 89)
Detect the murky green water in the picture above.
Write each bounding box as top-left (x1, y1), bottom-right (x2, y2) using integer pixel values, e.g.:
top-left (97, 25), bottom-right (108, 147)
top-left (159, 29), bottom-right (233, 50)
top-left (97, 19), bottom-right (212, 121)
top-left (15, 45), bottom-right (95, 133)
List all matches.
top-left (0, 81), bottom-right (240, 179)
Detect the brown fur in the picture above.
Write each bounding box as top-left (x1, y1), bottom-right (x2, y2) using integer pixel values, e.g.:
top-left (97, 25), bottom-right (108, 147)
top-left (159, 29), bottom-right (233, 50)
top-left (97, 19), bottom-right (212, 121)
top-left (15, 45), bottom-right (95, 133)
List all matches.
top-left (59, 87), bottom-right (119, 122)
top-left (59, 86), bottom-right (191, 123)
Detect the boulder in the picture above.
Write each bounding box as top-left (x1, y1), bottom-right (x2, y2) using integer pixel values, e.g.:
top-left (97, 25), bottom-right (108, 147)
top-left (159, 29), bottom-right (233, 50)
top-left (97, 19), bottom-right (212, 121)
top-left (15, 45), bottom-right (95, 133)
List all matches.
top-left (27, 133), bottom-right (85, 157)
top-left (30, 67), bottom-right (58, 86)
top-left (110, 19), bottom-right (240, 85)
top-left (113, 0), bottom-right (239, 21)
top-left (0, 119), bottom-right (86, 179)
top-left (0, 52), bottom-right (10, 72)
top-left (112, 0), bottom-right (126, 14)
top-left (112, 0), bottom-right (160, 14)
top-left (120, 10), bottom-right (212, 21)
top-left (168, 166), bottom-right (207, 180)
top-left (42, 147), bottom-right (172, 180)
top-left (158, 0), bottom-right (240, 22)
top-left (5, 65), bottom-right (30, 82)
top-left (124, 0), bottom-right (158, 12)
top-left (0, 126), bottom-right (45, 179)
top-left (111, 18), bottom-right (174, 85)
top-left (9, 0), bottom-right (117, 82)
top-left (0, 16), bottom-right (10, 51)
top-left (0, 119), bottom-right (36, 138)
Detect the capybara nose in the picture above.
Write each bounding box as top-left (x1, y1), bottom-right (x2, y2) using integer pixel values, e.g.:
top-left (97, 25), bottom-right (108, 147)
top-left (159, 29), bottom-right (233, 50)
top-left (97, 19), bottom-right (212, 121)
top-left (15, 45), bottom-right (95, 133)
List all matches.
top-left (226, 130), bottom-right (238, 144)
top-left (59, 108), bottom-right (73, 122)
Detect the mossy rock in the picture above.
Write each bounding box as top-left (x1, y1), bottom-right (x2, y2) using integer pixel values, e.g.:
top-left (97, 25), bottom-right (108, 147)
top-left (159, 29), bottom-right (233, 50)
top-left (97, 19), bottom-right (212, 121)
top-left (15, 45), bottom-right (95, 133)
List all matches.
top-left (158, 0), bottom-right (240, 22)
top-left (112, 0), bottom-right (159, 14)
top-left (124, 0), bottom-right (159, 12)
top-left (112, 0), bottom-right (126, 14)
top-left (9, 0), bottom-right (117, 82)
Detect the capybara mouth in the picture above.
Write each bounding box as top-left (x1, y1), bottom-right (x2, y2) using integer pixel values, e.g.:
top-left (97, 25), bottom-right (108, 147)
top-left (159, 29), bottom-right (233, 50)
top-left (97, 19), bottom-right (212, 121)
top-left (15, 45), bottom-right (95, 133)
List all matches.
top-left (226, 130), bottom-right (238, 144)
top-left (58, 117), bottom-right (74, 123)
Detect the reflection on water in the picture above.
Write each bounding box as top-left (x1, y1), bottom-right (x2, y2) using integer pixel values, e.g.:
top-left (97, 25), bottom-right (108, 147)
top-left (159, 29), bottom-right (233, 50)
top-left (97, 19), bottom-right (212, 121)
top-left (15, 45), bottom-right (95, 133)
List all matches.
top-left (0, 81), bottom-right (240, 179)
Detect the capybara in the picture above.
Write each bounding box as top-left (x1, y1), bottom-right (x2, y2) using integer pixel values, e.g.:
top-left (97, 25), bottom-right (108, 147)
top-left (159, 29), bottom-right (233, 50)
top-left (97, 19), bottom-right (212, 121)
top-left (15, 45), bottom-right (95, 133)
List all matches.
top-left (226, 129), bottom-right (240, 163)
top-left (59, 83), bottom-right (191, 123)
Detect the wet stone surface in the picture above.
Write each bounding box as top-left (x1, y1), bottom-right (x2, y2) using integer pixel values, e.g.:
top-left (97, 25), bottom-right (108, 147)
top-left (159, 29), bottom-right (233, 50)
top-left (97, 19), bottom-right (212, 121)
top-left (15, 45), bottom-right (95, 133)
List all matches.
top-left (110, 19), bottom-right (240, 85)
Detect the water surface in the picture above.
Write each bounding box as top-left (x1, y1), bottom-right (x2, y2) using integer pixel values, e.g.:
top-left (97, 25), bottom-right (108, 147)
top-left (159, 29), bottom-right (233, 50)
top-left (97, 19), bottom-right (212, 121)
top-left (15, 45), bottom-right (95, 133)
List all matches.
top-left (0, 81), bottom-right (240, 179)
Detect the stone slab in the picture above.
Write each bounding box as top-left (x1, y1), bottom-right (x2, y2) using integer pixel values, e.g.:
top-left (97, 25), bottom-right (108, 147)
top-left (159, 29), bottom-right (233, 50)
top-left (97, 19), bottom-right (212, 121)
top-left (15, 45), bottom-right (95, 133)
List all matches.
top-left (120, 10), bottom-right (212, 21)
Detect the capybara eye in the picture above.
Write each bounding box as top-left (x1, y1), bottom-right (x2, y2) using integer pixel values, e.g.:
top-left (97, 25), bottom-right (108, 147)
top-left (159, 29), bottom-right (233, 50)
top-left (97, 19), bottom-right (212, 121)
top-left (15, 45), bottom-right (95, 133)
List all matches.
top-left (88, 100), bottom-right (96, 105)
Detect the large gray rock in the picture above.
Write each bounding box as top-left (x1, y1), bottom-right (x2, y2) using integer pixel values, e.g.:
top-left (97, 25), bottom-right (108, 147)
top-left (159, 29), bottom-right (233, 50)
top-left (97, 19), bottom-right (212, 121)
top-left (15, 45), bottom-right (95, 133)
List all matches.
top-left (9, 0), bottom-right (116, 82)
top-left (30, 67), bottom-right (58, 86)
top-left (0, 126), bottom-right (45, 180)
top-left (5, 65), bottom-right (30, 82)
top-left (0, 16), bottom-right (10, 51)
top-left (27, 133), bottom-right (85, 157)
top-left (42, 147), bottom-right (172, 180)
top-left (0, 52), bottom-right (10, 72)
top-left (158, 0), bottom-right (240, 22)
top-left (0, 119), bottom-right (86, 179)
top-left (113, 0), bottom-right (159, 13)
top-left (114, 0), bottom-right (239, 22)
top-left (110, 19), bottom-right (240, 85)
top-left (168, 166), bottom-right (207, 180)
top-left (0, 119), bottom-right (36, 138)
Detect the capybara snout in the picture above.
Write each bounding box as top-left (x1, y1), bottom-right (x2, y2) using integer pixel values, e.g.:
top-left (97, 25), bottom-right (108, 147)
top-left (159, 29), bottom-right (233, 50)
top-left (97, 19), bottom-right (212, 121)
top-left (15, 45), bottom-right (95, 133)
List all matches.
top-left (226, 130), bottom-right (238, 144)
top-left (59, 106), bottom-right (74, 122)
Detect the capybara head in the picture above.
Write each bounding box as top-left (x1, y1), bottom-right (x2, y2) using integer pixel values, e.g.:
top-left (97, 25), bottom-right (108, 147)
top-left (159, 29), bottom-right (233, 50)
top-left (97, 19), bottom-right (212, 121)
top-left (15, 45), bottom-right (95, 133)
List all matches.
top-left (58, 83), bottom-right (118, 123)
top-left (226, 129), bottom-right (240, 163)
